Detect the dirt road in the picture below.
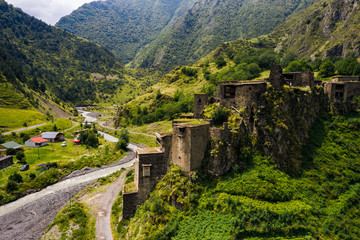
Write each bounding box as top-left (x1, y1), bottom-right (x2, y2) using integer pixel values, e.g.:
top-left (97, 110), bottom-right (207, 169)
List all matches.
top-left (2, 123), bottom-right (47, 135)
top-left (96, 167), bottom-right (133, 240)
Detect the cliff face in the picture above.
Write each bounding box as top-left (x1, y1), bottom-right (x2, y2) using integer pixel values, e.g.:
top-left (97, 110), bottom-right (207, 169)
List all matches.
top-left (249, 86), bottom-right (329, 174)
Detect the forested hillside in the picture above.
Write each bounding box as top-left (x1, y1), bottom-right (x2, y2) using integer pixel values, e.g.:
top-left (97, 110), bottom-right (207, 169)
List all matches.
top-left (56, 0), bottom-right (197, 64)
top-left (0, 0), bottom-right (163, 106)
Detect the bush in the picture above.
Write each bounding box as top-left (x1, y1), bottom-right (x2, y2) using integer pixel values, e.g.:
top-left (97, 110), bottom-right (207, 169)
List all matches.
top-left (8, 172), bottom-right (23, 183)
top-left (285, 60), bottom-right (313, 72)
top-left (116, 129), bottom-right (129, 151)
top-left (215, 56), bottom-right (226, 68)
top-left (6, 180), bottom-right (18, 192)
top-left (181, 66), bottom-right (197, 77)
top-left (16, 151), bottom-right (26, 163)
top-left (7, 148), bottom-right (16, 155)
top-left (211, 107), bottom-right (228, 126)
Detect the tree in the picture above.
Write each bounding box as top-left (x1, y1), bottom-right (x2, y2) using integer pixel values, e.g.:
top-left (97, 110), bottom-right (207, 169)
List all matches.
top-left (285, 60), bottom-right (313, 72)
top-left (8, 172), bottom-right (23, 183)
top-left (215, 56), bottom-right (226, 68)
top-left (16, 151), bottom-right (26, 164)
top-left (7, 148), bottom-right (16, 155)
top-left (335, 57), bottom-right (358, 75)
top-left (85, 132), bottom-right (99, 148)
top-left (258, 52), bottom-right (278, 69)
top-left (116, 129), bottom-right (129, 151)
top-left (281, 52), bottom-right (297, 68)
top-left (0, 133), bottom-right (4, 144)
top-left (6, 180), bottom-right (18, 192)
top-left (319, 58), bottom-right (335, 77)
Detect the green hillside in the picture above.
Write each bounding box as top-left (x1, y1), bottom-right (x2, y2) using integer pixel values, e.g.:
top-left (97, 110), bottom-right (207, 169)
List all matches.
top-left (0, 0), bottom-right (162, 107)
top-left (56, 0), bottom-right (197, 64)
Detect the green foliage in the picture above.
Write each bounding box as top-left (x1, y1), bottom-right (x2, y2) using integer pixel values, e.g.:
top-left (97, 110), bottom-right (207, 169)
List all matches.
top-left (319, 58), bottom-right (335, 77)
top-left (215, 56), bottom-right (226, 68)
top-left (50, 202), bottom-right (92, 239)
top-left (6, 148), bottom-right (16, 155)
top-left (8, 172), bottom-right (23, 183)
top-left (79, 129), bottom-right (99, 148)
top-left (16, 151), bottom-right (26, 163)
top-left (173, 211), bottom-right (236, 240)
top-left (285, 60), bottom-right (313, 72)
top-left (211, 106), bottom-right (228, 126)
top-left (181, 66), bottom-right (197, 77)
top-left (335, 57), bottom-right (360, 75)
top-left (5, 180), bottom-right (18, 192)
top-left (115, 129), bottom-right (129, 151)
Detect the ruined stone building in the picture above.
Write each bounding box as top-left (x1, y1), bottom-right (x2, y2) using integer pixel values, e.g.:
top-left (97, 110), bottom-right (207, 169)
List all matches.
top-left (324, 77), bottom-right (360, 103)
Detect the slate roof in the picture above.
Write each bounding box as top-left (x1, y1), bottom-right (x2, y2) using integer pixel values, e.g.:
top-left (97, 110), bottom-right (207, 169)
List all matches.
top-left (1, 141), bottom-right (23, 149)
top-left (41, 132), bottom-right (61, 139)
top-left (30, 137), bottom-right (48, 143)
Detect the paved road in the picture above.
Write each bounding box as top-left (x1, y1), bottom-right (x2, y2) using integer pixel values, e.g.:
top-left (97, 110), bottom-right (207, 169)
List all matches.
top-left (2, 123), bottom-right (47, 135)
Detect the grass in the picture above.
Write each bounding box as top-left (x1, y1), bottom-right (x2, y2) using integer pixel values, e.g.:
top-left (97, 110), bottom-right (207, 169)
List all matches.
top-left (0, 82), bottom-right (32, 109)
top-left (0, 107), bottom-right (48, 131)
top-left (127, 120), bottom-right (173, 135)
top-left (0, 140), bottom-right (93, 186)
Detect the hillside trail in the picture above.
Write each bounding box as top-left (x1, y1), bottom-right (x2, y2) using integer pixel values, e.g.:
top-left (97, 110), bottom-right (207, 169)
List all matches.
top-left (95, 167), bottom-right (134, 240)
top-left (2, 123), bottom-right (47, 135)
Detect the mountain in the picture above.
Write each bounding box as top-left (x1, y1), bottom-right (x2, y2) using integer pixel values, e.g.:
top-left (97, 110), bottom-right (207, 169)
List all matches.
top-left (130, 0), bottom-right (318, 71)
top-left (0, 0), bottom-right (162, 106)
top-left (56, 0), bottom-right (197, 64)
top-left (270, 0), bottom-right (360, 60)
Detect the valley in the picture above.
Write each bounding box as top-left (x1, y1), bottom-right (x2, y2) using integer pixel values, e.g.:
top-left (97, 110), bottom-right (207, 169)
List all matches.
top-left (0, 0), bottom-right (360, 239)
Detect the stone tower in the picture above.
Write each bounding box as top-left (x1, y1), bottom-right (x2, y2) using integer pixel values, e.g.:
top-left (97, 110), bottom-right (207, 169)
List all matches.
top-left (269, 63), bottom-right (284, 91)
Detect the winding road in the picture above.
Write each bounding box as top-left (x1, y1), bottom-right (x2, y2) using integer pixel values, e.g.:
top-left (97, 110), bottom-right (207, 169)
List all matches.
top-left (0, 109), bottom-right (138, 240)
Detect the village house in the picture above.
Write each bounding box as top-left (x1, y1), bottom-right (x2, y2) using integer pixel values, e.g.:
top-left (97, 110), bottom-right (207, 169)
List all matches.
top-left (25, 136), bottom-right (49, 147)
top-left (0, 155), bottom-right (13, 170)
top-left (0, 141), bottom-right (24, 156)
top-left (41, 132), bottom-right (65, 143)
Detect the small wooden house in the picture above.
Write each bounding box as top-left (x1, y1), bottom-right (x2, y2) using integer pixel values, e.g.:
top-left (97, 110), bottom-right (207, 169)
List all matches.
top-left (25, 136), bottom-right (49, 147)
top-left (1, 141), bottom-right (24, 154)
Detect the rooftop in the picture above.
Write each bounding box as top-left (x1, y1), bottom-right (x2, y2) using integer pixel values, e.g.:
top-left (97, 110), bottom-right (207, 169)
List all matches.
top-left (1, 141), bottom-right (23, 149)
top-left (41, 132), bottom-right (62, 139)
top-left (30, 136), bottom-right (48, 143)
top-left (137, 147), bottom-right (163, 154)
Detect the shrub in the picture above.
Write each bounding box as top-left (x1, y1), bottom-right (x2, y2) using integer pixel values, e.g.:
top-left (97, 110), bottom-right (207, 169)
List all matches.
top-left (16, 151), bottom-right (26, 163)
top-left (6, 180), bottom-right (18, 192)
top-left (116, 129), bottom-right (129, 151)
top-left (319, 58), bottom-right (335, 77)
top-left (211, 107), bottom-right (228, 126)
top-left (8, 172), bottom-right (23, 183)
top-left (215, 56), bottom-right (226, 68)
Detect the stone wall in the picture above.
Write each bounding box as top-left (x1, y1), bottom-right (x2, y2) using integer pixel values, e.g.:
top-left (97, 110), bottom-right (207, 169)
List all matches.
top-left (217, 82), bottom-right (266, 109)
top-left (171, 123), bottom-right (210, 173)
top-left (268, 63), bottom-right (284, 91)
top-left (122, 192), bottom-right (139, 218)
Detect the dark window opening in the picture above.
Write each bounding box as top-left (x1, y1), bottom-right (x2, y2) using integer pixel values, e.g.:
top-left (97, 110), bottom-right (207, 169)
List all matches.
top-left (224, 86), bottom-right (236, 98)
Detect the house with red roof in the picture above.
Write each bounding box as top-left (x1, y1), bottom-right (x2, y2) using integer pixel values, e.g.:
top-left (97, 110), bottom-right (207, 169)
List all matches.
top-left (25, 136), bottom-right (49, 148)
